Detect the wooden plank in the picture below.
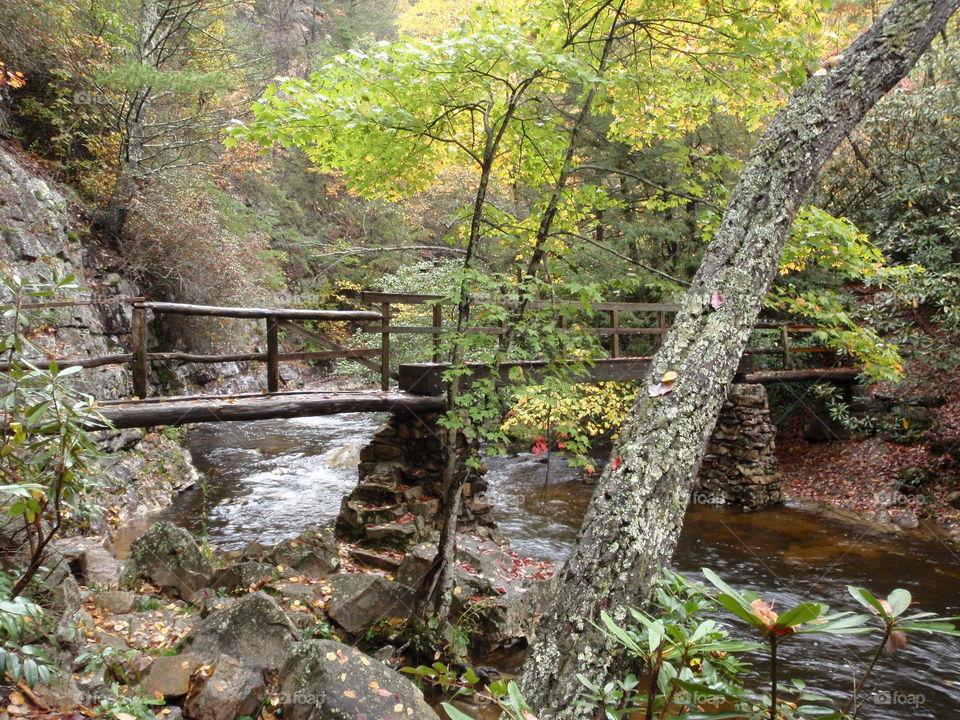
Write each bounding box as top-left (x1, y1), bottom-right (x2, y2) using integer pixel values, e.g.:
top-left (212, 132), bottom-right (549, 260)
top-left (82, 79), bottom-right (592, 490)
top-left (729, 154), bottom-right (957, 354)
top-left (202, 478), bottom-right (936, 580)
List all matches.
top-left (137, 301), bottom-right (381, 321)
top-left (365, 325), bottom-right (665, 337)
top-left (0, 296), bottom-right (143, 311)
top-left (361, 291), bottom-right (442, 305)
top-left (585, 327), bottom-right (665, 336)
top-left (94, 391), bottom-right (447, 429)
top-left (399, 358), bottom-right (654, 396)
top-left (140, 349), bottom-right (383, 364)
top-left (360, 325), bottom-right (508, 335)
top-left (279, 321), bottom-right (398, 379)
top-left (266, 316), bottom-right (280, 392)
top-left (781, 325), bottom-right (792, 369)
top-left (148, 351), bottom-right (267, 363)
top-left (131, 305), bottom-right (149, 398)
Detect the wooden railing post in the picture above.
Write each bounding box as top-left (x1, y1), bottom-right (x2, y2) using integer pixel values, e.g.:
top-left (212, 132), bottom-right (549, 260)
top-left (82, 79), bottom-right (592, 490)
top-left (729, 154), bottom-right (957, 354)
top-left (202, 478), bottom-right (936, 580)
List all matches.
top-left (266, 315), bottom-right (280, 392)
top-left (780, 325), bottom-right (793, 370)
top-left (431, 303), bottom-right (442, 363)
top-left (609, 309), bottom-right (620, 358)
top-left (656, 310), bottom-right (666, 348)
top-left (381, 302), bottom-right (391, 391)
top-left (131, 301), bottom-right (149, 399)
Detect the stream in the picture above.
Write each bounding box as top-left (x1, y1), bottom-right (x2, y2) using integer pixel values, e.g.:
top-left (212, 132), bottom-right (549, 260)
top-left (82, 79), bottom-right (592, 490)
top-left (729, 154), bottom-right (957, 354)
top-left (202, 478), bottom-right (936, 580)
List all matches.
top-left (156, 413), bottom-right (960, 719)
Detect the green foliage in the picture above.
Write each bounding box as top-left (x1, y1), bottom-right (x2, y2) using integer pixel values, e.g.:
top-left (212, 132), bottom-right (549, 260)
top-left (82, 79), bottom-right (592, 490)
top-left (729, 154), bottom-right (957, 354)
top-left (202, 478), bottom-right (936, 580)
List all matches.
top-left (768, 206), bottom-right (918, 382)
top-left (1, 272), bottom-right (108, 597)
top-left (570, 570), bottom-right (960, 720)
top-left (0, 571), bottom-right (54, 687)
top-left (93, 682), bottom-right (164, 720)
top-left (817, 27), bottom-right (960, 365)
top-left (502, 381), bottom-right (637, 464)
top-left (76, 645), bottom-right (139, 686)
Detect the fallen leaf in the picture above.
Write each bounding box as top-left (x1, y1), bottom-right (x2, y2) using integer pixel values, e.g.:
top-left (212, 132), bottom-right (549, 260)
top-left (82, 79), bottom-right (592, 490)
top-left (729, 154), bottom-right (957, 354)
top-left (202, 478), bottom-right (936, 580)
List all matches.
top-left (648, 382), bottom-right (674, 397)
top-left (710, 291), bottom-right (724, 309)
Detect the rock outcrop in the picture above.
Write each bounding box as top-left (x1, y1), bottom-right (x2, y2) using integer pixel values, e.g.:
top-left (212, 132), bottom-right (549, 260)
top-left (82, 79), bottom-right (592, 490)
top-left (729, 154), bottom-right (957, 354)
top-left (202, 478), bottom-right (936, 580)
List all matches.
top-left (181, 591), bottom-right (298, 672)
top-left (125, 521), bottom-right (213, 599)
top-left (280, 640), bottom-right (440, 720)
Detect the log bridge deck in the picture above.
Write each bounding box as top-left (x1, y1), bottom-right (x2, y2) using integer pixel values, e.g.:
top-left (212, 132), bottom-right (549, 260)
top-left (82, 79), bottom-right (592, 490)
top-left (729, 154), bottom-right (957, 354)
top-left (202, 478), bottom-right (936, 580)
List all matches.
top-left (5, 294), bottom-right (859, 430)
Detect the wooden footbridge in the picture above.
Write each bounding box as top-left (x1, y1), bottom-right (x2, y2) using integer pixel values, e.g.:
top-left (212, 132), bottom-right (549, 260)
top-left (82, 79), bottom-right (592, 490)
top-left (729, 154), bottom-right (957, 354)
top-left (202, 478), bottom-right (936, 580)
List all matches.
top-left (5, 292), bottom-right (859, 429)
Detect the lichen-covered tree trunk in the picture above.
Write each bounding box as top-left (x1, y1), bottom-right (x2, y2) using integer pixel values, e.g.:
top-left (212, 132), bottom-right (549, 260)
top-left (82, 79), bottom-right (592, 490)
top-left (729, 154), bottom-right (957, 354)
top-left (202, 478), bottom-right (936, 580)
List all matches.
top-left (518, 1), bottom-right (960, 716)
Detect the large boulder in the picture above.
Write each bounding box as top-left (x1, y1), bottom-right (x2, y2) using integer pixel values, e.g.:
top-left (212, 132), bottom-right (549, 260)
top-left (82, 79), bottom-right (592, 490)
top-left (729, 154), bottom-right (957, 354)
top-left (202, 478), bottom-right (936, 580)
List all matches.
top-left (126, 522), bottom-right (212, 599)
top-left (325, 574), bottom-right (415, 636)
top-left (181, 591), bottom-right (298, 672)
top-left (268, 525), bottom-right (340, 576)
top-left (280, 640), bottom-right (439, 720)
top-left (184, 654), bottom-right (265, 720)
top-left (210, 561), bottom-right (276, 593)
top-left (143, 653), bottom-right (201, 699)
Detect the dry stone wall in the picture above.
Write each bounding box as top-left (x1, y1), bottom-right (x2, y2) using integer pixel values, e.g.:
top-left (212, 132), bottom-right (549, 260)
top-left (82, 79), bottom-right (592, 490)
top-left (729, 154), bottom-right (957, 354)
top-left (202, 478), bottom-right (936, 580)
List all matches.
top-left (335, 408), bottom-right (495, 549)
top-left (693, 382), bottom-right (782, 510)
top-left (337, 382), bottom-right (782, 549)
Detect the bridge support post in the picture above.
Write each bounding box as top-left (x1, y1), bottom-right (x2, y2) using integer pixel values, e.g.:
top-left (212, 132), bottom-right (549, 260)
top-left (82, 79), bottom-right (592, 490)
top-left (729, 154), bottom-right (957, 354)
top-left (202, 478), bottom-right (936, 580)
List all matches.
top-left (131, 304), bottom-right (149, 399)
top-left (265, 316), bottom-right (280, 392)
top-left (693, 383), bottom-right (782, 510)
top-left (380, 302), bottom-right (391, 391)
top-left (335, 408), bottom-right (495, 549)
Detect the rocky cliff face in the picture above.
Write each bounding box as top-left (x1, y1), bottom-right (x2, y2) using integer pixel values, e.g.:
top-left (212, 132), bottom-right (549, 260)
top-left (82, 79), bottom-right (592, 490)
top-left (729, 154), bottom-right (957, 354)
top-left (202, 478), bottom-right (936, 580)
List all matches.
top-left (0, 143), bottom-right (135, 398)
top-left (0, 142), bottom-right (271, 398)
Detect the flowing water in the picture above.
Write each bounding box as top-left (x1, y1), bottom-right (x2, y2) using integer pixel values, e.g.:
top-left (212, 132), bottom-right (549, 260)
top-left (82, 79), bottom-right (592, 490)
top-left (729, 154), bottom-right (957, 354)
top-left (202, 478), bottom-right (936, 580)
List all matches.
top-left (159, 414), bottom-right (960, 719)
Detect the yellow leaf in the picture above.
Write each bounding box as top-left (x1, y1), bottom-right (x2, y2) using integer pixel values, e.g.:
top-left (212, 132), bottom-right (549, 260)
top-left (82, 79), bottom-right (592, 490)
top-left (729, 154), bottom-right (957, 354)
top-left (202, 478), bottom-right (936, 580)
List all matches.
top-left (343, 690), bottom-right (357, 699)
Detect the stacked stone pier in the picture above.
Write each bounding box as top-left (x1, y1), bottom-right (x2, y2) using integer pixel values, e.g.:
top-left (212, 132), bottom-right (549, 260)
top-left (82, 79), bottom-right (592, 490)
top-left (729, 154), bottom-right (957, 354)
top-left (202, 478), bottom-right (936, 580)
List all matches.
top-left (334, 381), bottom-right (784, 550)
top-left (334, 408), bottom-right (496, 549)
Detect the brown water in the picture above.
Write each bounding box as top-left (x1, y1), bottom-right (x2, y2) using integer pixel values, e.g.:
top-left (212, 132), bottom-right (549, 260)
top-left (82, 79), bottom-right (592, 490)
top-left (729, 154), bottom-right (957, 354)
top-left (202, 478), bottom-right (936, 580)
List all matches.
top-left (161, 414), bottom-right (960, 719)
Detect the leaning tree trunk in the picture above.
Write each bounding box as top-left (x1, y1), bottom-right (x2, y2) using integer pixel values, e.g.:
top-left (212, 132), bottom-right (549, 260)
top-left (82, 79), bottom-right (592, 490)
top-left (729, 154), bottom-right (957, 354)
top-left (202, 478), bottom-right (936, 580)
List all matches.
top-left (518, 1), bottom-right (960, 716)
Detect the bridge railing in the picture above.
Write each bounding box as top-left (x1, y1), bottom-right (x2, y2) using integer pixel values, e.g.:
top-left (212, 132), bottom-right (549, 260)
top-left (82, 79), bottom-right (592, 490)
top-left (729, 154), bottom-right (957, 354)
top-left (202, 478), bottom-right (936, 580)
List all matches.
top-left (354, 292), bottom-right (843, 387)
top-left (1, 293), bottom-right (848, 398)
top-left (0, 297), bottom-right (382, 398)
top-left (356, 291), bottom-right (683, 387)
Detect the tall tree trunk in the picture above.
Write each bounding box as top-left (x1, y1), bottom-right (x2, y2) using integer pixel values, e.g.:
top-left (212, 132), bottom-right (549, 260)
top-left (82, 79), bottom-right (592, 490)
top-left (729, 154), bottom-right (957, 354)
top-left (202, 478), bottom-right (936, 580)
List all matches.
top-left (518, 1), bottom-right (960, 716)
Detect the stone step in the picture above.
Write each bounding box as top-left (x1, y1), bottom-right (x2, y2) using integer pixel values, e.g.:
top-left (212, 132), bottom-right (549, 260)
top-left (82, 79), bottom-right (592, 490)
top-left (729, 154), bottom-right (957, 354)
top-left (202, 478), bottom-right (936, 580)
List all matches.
top-left (349, 548), bottom-right (403, 573)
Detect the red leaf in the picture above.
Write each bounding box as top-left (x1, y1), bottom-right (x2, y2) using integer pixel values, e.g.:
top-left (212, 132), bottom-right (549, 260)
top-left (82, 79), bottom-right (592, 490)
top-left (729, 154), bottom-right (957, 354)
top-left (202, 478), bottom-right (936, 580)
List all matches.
top-left (710, 290), bottom-right (724, 309)
top-left (531, 436), bottom-right (549, 456)
top-left (611, 456), bottom-right (623, 471)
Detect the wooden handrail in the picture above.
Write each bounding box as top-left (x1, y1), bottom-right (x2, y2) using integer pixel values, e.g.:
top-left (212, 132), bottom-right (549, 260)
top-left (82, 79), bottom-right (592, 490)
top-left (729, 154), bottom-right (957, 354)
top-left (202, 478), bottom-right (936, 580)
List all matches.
top-left (359, 290), bottom-right (682, 313)
top-left (1, 294), bottom-right (844, 403)
top-left (136, 301), bottom-right (381, 321)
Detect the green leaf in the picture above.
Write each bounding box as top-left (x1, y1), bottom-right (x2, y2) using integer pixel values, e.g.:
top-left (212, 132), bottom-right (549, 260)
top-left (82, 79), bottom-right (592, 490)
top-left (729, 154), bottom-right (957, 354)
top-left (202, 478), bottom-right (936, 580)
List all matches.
top-left (440, 702), bottom-right (479, 720)
top-left (775, 602), bottom-right (823, 630)
top-left (886, 588), bottom-right (911, 617)
top-left (847, 586), bottom-right (886, 616)
top-left (714, 593), bottom-right (768, 632)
